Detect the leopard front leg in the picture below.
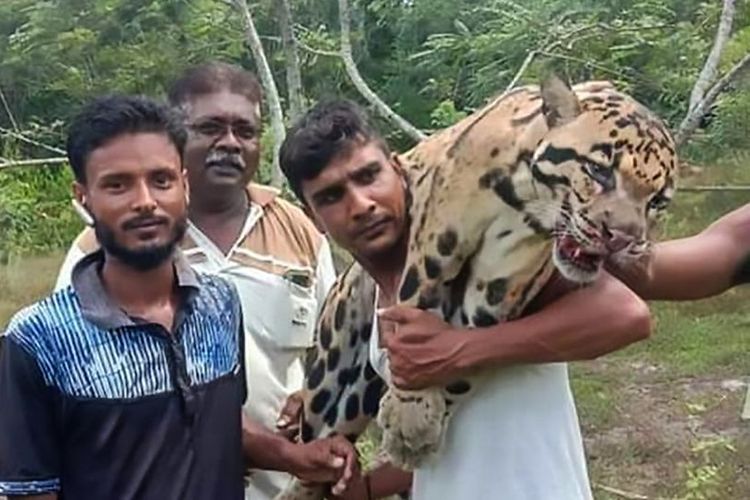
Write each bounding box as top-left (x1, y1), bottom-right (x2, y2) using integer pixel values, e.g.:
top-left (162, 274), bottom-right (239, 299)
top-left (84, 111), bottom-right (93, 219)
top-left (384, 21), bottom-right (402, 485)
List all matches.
top-left (377, 222), bottom-right (483, 469)
top-left (276, 265), bottom-right (383, 500)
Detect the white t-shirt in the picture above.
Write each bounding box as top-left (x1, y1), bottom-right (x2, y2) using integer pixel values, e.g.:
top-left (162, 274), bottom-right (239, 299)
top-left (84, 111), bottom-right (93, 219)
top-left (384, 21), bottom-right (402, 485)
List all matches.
top-left (369, 291), bottom-right (593, 500)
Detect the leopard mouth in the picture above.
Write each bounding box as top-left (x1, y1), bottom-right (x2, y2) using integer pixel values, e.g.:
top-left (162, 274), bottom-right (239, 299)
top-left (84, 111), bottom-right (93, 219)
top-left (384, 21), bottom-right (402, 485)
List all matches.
top-left (553, 234), bottom-right (607, 283)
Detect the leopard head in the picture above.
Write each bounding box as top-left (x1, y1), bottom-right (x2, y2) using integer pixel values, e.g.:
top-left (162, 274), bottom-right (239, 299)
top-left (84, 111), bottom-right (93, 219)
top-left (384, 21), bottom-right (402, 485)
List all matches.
top-left (529, 75), bottom-right (677, 283)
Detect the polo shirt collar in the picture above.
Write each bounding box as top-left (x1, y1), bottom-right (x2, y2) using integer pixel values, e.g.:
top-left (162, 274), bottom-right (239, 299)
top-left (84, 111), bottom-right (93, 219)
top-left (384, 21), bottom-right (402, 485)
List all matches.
top-left (71, 249), bottom-right (199, 330)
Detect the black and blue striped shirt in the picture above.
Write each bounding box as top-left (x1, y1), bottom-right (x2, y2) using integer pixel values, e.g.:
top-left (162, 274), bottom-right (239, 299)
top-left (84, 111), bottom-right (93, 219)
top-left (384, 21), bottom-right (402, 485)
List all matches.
top-left (0, 250), bottom-right (246, 499)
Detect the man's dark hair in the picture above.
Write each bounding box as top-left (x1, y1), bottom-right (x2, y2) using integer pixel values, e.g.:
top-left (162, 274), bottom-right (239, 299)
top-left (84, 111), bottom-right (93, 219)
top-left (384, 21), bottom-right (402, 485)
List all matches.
top-left (66, 95), bottom-right (187, 184)
top-left (280, 99), bottom-right (390, 202)
top-left (167, 61), bottom-right (263, 108)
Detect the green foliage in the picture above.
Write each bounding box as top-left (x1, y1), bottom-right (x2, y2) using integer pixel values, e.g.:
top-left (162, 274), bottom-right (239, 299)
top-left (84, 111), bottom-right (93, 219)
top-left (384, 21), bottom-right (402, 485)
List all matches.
top-left (0, 0), bottom-right (749, 254)
top-left (0, 165), bottom-right (82, 261)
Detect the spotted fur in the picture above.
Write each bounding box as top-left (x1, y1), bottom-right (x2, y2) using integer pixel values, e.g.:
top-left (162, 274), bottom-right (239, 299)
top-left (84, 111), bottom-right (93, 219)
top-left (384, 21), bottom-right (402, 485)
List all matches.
top-left (276, 77), bottom-right (677, 500)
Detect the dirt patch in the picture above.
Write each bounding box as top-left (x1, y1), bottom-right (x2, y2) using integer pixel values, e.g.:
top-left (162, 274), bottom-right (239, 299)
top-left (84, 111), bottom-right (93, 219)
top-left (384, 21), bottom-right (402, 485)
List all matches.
top-left (577, 359), bottom-right (749, 499)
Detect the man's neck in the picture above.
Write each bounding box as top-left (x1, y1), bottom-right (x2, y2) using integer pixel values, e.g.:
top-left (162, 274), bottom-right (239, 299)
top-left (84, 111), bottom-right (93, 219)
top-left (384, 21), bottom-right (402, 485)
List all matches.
top-left (359, 235), bottom-right (408, 304)
top-left (189, 186), bottom-right (249, 220)
top-left (101, 255), bottom-right (176, 315)
top-left (188, 187), bottom-right (250, 254)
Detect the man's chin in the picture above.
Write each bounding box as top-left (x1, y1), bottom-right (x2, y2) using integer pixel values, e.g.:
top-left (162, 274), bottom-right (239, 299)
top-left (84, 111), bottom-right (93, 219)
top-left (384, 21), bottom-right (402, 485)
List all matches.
top-left (203, 166), bottom-right (249, 187)
top-left (95, 220), bottom-right (187, 272)
top-left (106, 243), bottom-right (177, 271)
top-left (354, 235), bottom-right (401, 262)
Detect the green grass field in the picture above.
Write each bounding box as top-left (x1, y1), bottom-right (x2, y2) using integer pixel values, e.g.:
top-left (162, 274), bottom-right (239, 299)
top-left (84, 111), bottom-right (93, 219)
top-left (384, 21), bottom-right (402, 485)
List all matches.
top-left (2, 156), bottom-right (749, 499)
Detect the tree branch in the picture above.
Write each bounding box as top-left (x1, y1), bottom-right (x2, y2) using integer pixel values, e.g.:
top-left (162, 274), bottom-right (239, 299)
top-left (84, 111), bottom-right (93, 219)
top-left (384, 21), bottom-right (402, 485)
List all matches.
top-left (233, 0), bottom-right (286, 187)
top-left (0, 157), bottom-right (68, 169)
top-left (504, 50), bottom-right (537, 92)
top-left (296, 39), bottom-right (339, 58)
top-left (276, 0), bottom-right (305, 122)
top-left (688, 0), bottom-right (736, 112)
top-left (337, 0), bottom-right (426, 142)
top-left (0, 126), bottom-right (66, 155)
top-left (675, 52), bottom-right (750, 147)
top-left (0, 87), bottom-right (19, 131)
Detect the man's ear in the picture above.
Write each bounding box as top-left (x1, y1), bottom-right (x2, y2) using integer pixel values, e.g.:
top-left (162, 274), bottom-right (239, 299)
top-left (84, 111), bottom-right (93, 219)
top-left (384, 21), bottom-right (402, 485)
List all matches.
top-left (390, 153), bottom-right (408, 186)
top-left (182, 169), bottom-right (191, 206)
top-left (72, 182), bottom-right (94, 227)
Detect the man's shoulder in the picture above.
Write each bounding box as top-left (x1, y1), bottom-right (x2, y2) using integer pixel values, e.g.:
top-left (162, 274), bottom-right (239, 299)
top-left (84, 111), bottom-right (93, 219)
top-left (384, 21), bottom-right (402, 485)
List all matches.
top-left (191, 272), bottom-right (242, 314)
top-left (71, 227), bottom-right (99, 253)
top-left (252, 183), bottom-right (323, 246)
top-left (4, 288), bottom-right (79, 355)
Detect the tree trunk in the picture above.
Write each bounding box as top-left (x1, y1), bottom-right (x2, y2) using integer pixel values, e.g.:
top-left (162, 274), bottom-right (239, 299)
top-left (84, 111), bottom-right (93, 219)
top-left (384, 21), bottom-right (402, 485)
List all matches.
top-left (337, 0), bottom-right (426, 142)
top-left (276, 0), bottom-right (305, 122)
top-left (234, 0), bottom-right (285, 187)
top-left (687, 0), bottom-right (736, 112)
top-left (675, 53), bottom-right (750, 148)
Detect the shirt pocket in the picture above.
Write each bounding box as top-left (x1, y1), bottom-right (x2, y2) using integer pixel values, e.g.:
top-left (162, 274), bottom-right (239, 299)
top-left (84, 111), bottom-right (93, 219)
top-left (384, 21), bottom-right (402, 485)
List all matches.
top-left (233, 267), bottom-right (319, 350)
top-left (278, 271), bottom-right (318, 348)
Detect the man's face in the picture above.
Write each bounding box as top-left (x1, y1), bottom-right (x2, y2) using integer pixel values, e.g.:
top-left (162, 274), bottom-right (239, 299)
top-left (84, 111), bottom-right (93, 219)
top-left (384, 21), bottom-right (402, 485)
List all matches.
top-left (302, 141), bottom-right (407, 261)
top-left (182, 90), bottom-right (261, 195)
top-left (75, 132), bottom-right (188, 270)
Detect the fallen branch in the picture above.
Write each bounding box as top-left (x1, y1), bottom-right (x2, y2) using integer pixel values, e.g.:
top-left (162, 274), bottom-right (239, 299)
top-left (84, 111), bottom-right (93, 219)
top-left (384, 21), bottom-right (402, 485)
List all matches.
top-left (337, 0), bottom-right (426, 142)
top-left (688, 0), bottom-right (736, 112)
top-left (678, 185), bottom-right (750, 192)
top-left (593, 483), bottom-right (649, 500)
top-left (0, 126), bottom-right (66, 155)
top-left (675, 52), bottom-right (750, 147)
top-left (0, 157), bottom-right (68, 169)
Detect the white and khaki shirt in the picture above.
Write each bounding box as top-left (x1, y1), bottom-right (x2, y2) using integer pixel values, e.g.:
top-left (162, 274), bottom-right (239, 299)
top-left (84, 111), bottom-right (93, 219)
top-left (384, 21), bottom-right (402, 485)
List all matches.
top-left (55, 184), bottom-right (337, 500)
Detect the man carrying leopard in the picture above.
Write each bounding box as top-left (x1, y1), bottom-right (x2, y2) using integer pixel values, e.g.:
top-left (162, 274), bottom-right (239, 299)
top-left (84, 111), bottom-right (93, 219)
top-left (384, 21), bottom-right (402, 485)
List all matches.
top-left (278, 76), bottom-right (676, 499)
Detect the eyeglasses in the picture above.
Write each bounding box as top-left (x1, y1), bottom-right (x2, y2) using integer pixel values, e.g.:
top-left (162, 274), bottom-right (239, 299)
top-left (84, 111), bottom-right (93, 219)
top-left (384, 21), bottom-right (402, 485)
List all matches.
top-left (187, 120), bottom-right (258, 140)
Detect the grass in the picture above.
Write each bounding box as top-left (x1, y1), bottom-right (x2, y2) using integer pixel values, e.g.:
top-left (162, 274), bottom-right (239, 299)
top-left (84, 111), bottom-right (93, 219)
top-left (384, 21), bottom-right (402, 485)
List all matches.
top-left (570, 155), bottom-right (750, 499)
top-left (0, 252), bottom-right (65, 330)
top-left (1, 156), bottom-right (749, 499)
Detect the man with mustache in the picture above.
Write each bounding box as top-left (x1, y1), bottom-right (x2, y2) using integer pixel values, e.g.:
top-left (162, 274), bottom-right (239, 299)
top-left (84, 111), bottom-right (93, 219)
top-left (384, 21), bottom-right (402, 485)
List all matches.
top-left (0, 95), bottom-right (356, 500)
top-left (55, 62), bottom-right (337, 498)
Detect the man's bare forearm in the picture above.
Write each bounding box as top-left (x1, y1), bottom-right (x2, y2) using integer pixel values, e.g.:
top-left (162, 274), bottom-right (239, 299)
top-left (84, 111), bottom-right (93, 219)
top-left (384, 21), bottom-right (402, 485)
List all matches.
top-left (368, 463), bottom-right (412, 498)
top-left (614, 203), bottom-right (750, 301)
top-left (462, 271), bottom-right (651, 370)
top-left (242, 413), bottom-right (297, 472)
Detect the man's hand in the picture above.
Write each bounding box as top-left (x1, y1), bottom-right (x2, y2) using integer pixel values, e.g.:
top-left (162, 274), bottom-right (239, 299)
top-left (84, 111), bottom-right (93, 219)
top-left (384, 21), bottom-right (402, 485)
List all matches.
top-left (327, 468), bottom-right (369, 500)
top-left (378, 305), bottom-right (472, 390)
top-left (604, 245), bottom-right (655, 294)
top-left (276, 391), bottom-right (304, 441)
top-left (285, 435), bottom-right (359, 495)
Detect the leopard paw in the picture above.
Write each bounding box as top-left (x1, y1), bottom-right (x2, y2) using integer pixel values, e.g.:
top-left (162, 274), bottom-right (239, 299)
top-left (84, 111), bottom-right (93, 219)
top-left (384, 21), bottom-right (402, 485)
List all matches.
top-left (377, 387), bottom-right (447, 469)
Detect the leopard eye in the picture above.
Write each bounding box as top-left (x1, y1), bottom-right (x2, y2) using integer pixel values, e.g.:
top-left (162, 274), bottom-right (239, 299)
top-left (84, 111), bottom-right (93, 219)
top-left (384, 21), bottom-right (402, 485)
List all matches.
top-left (647, 192), bottom-right (670, 212)
top-left (585, 162), bottom-right (615, 189)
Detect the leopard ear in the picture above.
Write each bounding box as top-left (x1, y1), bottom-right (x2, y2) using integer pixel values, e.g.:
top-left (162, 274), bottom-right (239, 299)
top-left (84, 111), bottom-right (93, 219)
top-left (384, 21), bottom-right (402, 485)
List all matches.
top-left (541, 74), bottom-right (581, 129)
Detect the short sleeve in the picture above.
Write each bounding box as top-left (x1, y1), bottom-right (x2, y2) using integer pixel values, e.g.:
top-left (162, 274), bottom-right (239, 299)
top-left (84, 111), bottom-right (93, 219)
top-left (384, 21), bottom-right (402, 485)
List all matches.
top-left (0, 335), bottom-right (61, 495)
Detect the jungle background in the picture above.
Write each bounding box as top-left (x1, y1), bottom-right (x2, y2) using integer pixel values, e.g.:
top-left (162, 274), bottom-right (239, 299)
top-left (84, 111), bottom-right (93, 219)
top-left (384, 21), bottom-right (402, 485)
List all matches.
top-left (1, 0), bottom-right (750, 498)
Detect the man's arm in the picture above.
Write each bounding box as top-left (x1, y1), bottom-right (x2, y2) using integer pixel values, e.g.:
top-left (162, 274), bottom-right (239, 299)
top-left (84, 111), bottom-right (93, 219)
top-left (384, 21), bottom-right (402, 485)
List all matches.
top-left (379, 270), bottom-right (650, 389)
top-left (331, 463), bottom-right (412, 500)
top-left (0, 336), bottom-right (61, 498)
top-left (241, 414), bottom-right (357, 495)
top-left (609, 203), bottom-right (750, 300)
